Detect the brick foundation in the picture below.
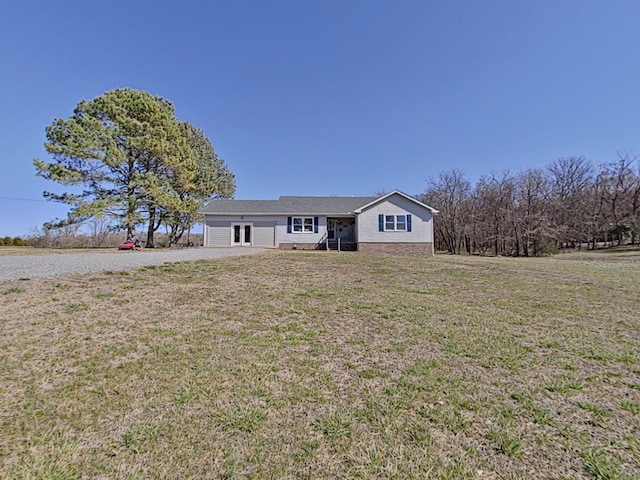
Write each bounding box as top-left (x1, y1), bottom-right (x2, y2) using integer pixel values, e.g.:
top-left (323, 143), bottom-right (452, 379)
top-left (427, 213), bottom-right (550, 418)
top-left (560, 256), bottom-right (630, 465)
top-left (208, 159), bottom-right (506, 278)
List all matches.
top-left (278, 242), bottom-right (434, 255)
top-left (358, 242), bottom-right (434, 255)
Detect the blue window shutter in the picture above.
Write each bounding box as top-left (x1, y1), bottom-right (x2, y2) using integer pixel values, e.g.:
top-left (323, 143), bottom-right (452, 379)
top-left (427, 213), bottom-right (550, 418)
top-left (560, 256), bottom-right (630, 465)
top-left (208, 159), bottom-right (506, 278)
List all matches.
top-left (314, 217), bottom-right (319, 234)
top-left (287, 217), bottom-right (292, 233)
top-left (378, 214), bottom-right (384, 231)
top-left (407, 214), bottom-right (412, 232)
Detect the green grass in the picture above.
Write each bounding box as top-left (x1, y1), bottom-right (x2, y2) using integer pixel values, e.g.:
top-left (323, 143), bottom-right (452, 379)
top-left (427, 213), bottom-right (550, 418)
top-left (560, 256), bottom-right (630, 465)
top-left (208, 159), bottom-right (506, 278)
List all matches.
top-left (0, 250), bottom-right (639, 478)
top-left (66, 302), bottom-right (89, 313)
top-left (2, 287), bottom-right (24, 295)
top-left (582, 449), bottom-right (630, 480)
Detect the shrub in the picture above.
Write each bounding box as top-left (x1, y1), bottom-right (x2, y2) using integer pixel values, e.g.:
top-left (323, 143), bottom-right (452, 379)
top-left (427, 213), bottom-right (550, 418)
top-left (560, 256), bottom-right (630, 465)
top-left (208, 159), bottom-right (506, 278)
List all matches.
top-left (538, 237), bottom-right (558, 256)
top-left (12, 237), bottom-right (30, 246)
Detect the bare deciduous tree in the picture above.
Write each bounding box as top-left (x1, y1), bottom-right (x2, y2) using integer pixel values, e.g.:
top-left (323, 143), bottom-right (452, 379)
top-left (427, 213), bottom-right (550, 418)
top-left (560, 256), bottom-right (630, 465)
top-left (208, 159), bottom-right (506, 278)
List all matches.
top-left (87, 217), bottom-right (115, 248)
top-left (421, 154), bottom-right (640, 255)
top-left (420, 169), bottom-right (471, 254)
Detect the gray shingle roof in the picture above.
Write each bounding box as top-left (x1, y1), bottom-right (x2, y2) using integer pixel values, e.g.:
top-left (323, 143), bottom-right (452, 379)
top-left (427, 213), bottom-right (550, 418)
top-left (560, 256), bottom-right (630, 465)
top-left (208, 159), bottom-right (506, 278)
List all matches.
top-left (199, 196), bottom-right (377, 215)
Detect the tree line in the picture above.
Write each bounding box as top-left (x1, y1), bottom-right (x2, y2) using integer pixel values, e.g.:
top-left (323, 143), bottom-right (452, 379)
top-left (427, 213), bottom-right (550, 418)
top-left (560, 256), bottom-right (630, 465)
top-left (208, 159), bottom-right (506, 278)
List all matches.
top-left (34, 88), bottom-right (235, 247)
top-left (0, 237), bottom-right (30, 247)
top-left (25, 220), bottom-right (204, 249)
top-left (419, 155), bottom-right (640, 256)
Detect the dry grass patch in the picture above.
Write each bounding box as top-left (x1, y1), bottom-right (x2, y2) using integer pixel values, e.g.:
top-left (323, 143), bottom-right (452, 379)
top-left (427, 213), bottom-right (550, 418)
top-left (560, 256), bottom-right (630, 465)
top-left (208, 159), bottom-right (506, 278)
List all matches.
top-left (0, 251), bottom-right (639, 478)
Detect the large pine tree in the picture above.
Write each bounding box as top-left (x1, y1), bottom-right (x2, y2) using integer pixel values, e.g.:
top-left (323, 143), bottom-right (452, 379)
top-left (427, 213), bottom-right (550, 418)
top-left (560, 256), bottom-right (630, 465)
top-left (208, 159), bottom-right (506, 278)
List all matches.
top-left (34, 88), bottom-right (235, 245)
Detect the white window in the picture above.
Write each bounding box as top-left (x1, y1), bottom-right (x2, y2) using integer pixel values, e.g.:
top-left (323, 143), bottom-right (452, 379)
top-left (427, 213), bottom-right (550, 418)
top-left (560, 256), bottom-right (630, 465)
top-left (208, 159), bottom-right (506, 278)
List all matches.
top-left (385, 215), bottom-right (395, 231)
top-left (384, 215), bottom-right (407, 231)
top-left (293, 217), bottom-right (314, 233)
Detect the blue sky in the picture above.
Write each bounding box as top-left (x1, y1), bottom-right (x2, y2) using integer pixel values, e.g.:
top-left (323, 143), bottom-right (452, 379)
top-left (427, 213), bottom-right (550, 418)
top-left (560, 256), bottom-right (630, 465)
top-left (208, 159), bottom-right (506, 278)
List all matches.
top-left (1, 1), bottom-right (639, 237)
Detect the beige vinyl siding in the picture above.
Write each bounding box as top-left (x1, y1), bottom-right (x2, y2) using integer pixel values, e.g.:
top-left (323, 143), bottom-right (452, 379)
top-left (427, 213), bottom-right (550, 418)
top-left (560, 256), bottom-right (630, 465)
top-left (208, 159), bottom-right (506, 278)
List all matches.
top-left (357, 194), bottom-right (433, 243)
top-left (252, 221), bottom-right (277, 247)
top-left (206, 222), bottom-right (232, 247)
top-left (276, 216), bottom-right (327, 245)
top-left (204, 215), bottom-right (283, 247)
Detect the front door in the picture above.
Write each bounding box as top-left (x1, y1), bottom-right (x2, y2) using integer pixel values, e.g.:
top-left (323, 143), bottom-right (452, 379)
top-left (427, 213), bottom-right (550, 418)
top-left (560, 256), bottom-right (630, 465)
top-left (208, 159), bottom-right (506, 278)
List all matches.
top-left (232, 224), bottom-right (252, 246)
top-left (327, 219), bottom-right (336, 240)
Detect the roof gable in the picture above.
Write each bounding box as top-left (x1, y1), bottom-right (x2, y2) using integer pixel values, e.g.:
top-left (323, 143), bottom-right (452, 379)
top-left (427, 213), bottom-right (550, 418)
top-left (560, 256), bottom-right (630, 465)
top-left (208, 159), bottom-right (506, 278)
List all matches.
top-left (354, 190), bottom-right (439, 214)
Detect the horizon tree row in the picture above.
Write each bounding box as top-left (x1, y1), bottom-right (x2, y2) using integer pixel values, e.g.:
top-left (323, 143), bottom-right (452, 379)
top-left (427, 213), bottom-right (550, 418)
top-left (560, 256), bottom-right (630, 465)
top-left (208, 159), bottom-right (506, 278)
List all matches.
top-left (34, 88), bottom-right (235, 247)
top-left (420, 154), bottom-right (640, 256)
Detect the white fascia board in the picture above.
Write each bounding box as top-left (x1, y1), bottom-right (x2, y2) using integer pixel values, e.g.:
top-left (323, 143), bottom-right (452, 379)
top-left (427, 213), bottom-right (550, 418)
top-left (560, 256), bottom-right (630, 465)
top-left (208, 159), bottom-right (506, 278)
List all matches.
top-left (354, 190), bottom-right (439, 214)
top-left (202, 212), bottom-right (357, 217)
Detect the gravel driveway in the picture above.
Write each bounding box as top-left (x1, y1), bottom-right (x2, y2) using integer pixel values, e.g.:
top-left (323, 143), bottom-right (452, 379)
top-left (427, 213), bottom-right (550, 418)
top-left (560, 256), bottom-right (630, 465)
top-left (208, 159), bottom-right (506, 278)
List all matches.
top-left (0, 248), bottom-right (267, 283)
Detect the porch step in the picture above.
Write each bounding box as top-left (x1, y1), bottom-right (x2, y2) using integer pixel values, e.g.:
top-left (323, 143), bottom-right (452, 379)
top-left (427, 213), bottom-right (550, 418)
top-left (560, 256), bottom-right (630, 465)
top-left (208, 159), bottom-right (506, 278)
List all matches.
top-left (326, 241), bottom-right (356, 252)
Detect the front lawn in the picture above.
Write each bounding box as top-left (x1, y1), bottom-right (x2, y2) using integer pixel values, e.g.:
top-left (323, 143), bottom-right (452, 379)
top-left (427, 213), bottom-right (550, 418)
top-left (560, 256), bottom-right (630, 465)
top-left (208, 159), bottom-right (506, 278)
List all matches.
top-left (1, 251), bottom-right (638, 478)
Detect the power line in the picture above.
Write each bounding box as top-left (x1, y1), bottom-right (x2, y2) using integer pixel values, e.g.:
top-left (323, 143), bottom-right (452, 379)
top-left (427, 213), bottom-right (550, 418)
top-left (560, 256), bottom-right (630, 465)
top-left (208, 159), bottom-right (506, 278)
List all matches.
top-left (0, 196), bottom-right (49, 202)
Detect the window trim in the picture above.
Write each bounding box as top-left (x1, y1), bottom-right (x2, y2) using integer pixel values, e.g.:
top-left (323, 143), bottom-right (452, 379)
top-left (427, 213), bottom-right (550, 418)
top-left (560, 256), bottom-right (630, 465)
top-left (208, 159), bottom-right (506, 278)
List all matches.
top-left (292, 216), bottom-right (314, 233)
top-left (385, 215), bottom-right (395, 231)
top-left (380, 214), bottom-right (411, 232)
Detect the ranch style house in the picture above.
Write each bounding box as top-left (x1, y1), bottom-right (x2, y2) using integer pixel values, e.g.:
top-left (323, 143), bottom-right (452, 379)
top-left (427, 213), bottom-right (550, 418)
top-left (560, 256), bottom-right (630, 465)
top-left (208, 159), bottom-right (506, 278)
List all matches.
top-left (199, 190), bottom-right (439, 255)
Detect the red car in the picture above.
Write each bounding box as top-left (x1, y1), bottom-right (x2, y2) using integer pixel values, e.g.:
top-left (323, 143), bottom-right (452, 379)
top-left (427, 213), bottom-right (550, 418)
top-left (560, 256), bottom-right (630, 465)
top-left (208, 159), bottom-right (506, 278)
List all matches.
top-left (118, 240), bottom-right (140, 250)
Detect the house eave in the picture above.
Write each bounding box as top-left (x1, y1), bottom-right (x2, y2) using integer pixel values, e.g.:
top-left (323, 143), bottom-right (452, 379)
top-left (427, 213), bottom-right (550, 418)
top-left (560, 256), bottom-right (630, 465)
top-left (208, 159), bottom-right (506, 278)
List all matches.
top-left (199, 211), bottom-right (358, 217)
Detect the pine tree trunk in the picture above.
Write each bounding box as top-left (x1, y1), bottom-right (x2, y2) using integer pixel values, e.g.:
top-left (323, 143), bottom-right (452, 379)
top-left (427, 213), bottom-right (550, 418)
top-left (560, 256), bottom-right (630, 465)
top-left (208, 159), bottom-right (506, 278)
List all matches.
top-left (146, 206), bottom-right (156, 248)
